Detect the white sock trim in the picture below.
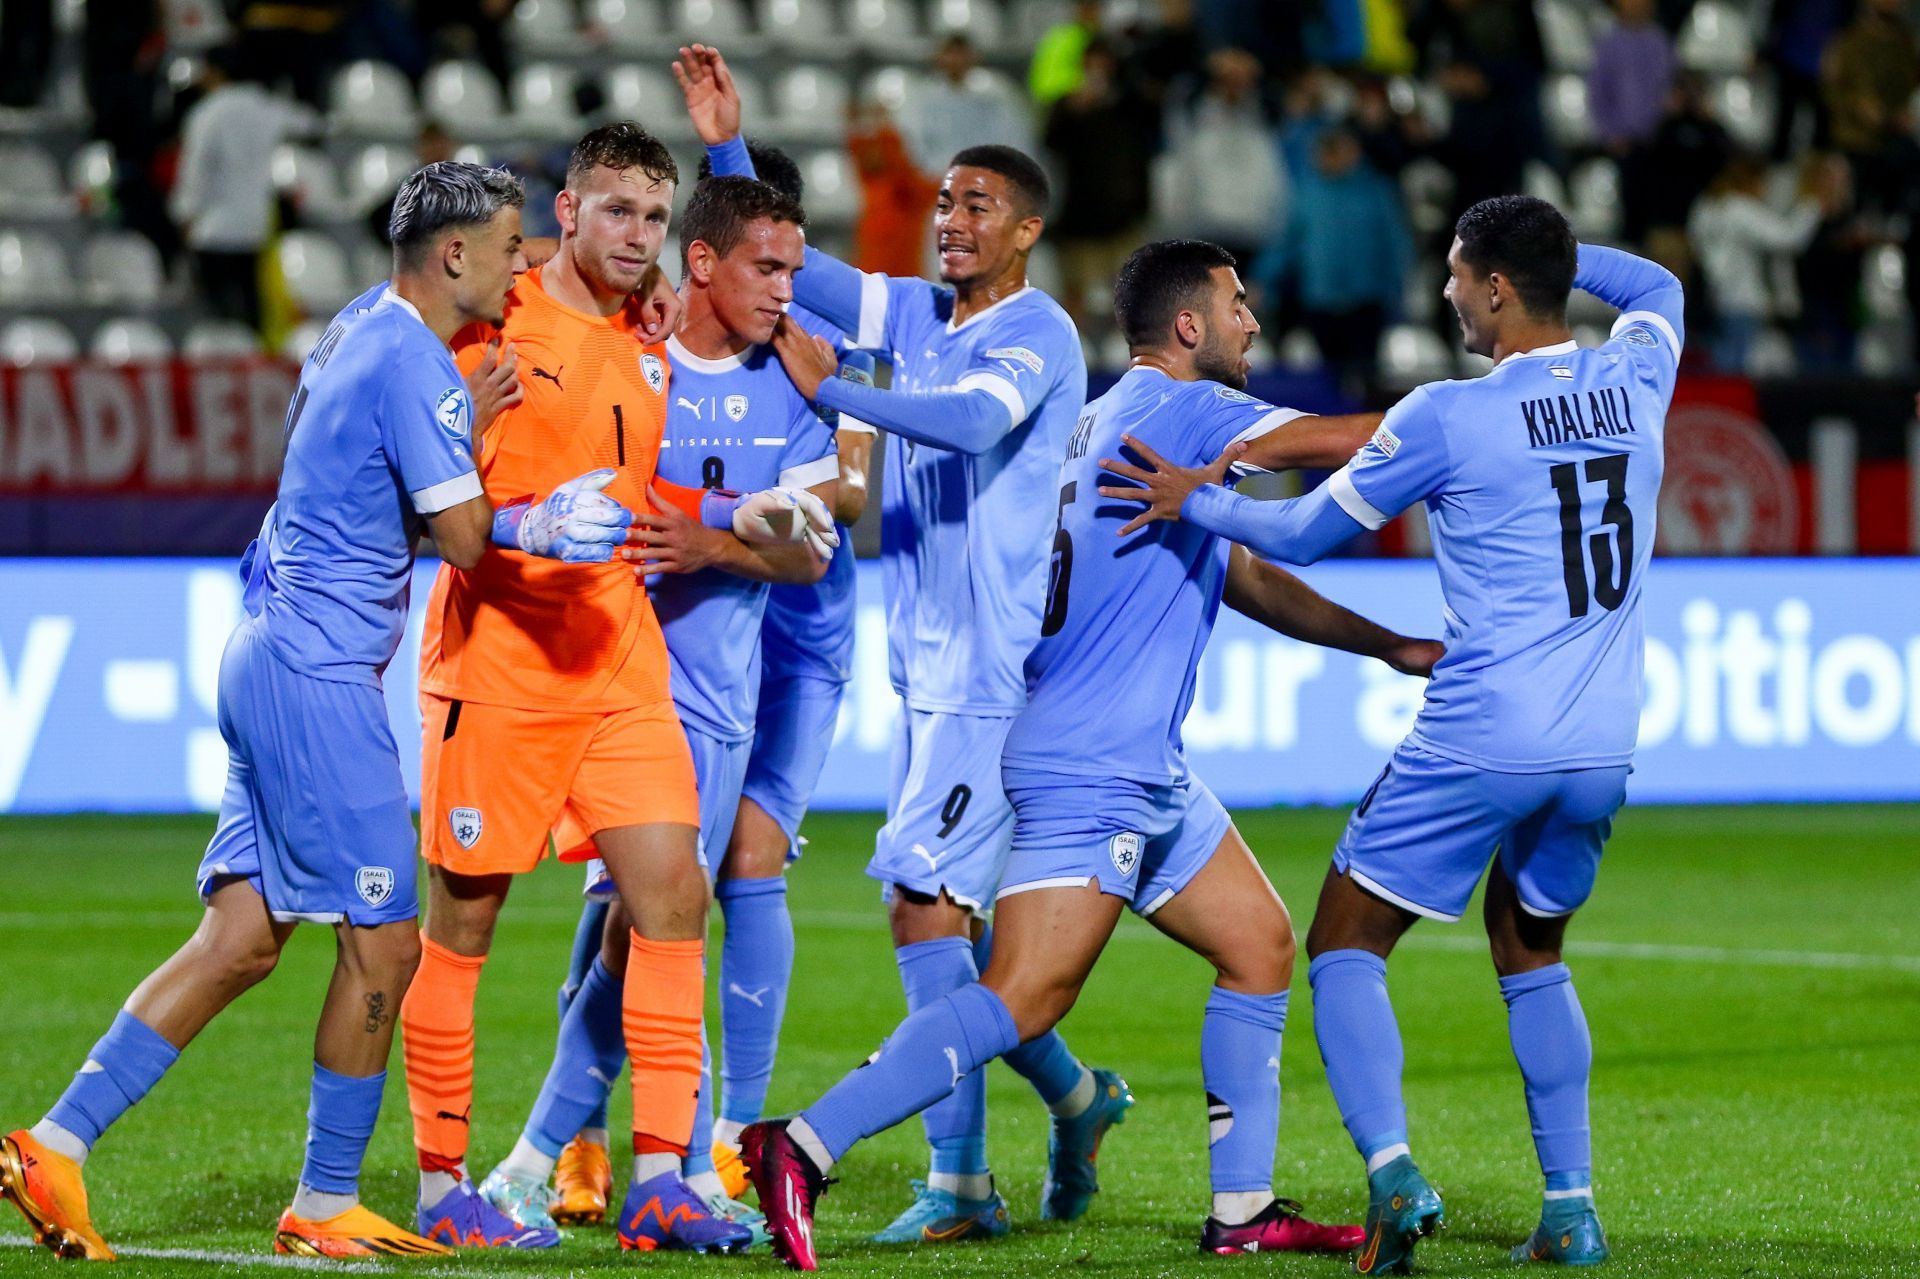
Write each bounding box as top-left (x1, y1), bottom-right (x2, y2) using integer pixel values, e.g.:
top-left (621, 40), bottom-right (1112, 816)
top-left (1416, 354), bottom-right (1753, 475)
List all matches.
top-left (290, 1185), bottom-right (359, 1222)
top-left (1047, 1066), bottom-right (1097, 1119)
top-left (1211, 1190), bottom-right (1274, 1225)
top-left (496, 1133), bottom-right (557, 1184)
top-left (632, 1151), bottom-right (679, 1183)
top-left (579, 1127), bottom-right (610, 1149)
top-left (786, 1117), bottom-right (835, 1177)
top-left (29, 1120), bottom-right (89, 1166)
top-left (1543, 1187), bottom-right (1594, 1201)
top-left (714, 1118), bottom-right (746, 1150)
top-left (684, 1170), bottom-right (727, 1201)
top-left (927, 1170), bottom-right (994, 1201)
top-left (1366, 1143), bottom-right (1411, 1175)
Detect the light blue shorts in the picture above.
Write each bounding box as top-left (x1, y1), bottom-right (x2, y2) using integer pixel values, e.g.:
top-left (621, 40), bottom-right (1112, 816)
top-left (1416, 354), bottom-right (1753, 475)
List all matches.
top-left (998, 766), bottom-right (1232, 916)
top-left (1334, 742), bottom-right (1630, 922)
top-left (866, 709), bottom-right (1015, 915)
top-left (739, 672), bottom-right (847, 862)
top-left (195, 619), bottom-right (418, 926)
top-left (585, 717), bottom-right (751, 898)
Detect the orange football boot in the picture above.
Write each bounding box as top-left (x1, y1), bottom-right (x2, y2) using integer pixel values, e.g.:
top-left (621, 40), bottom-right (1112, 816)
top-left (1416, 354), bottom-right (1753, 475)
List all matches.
top-left (551, 1135), bottom-right (612, 1226)
top-left (0, 1129), bottom-right (114, 1261)
top-left (712, 1140), bottom-right (751, 1202)
top-left (273, 1204), bottom-right (451, 1258)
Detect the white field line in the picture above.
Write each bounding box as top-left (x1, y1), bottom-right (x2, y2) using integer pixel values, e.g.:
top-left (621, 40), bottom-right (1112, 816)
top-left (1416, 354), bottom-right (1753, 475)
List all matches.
top-left (0, 906), bottom-right (1914, 975)
top-left (0, 1235), bottom-right (514, 1276)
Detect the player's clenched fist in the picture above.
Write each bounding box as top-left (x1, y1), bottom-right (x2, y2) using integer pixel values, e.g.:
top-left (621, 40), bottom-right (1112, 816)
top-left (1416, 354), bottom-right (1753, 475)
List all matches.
top-left (490, 468), bottom-right (636, 562)
top-left (728, 486), bottom-right (839, 559)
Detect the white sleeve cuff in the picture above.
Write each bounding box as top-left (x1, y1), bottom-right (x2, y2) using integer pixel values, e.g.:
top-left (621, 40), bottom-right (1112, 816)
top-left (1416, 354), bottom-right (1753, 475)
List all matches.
top-left (778, 454), bottom-right (841, 489)
top-left (835, 413), bottom-right (878, 435)
top-left (955, 371), bottom-right (1025, 431)
top-left (1325, 465), bottom-right (1390, 531)
top-left (411, 469), bottom-right (483, 515)
top-left (1612, 309), bottom-right (1681, 357)
top-left (1227, 408), bottom-right (1311, 475)
top-left (857, 272), bottom-right (890, 350)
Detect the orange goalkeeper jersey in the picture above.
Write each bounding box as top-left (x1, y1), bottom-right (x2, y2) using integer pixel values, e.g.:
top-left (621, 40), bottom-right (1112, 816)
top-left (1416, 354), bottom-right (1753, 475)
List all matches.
top-left (420, 267), bottom-right (676, 712)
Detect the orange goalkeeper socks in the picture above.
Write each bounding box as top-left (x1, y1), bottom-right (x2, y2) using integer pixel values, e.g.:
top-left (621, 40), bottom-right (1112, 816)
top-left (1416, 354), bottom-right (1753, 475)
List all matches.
top-left (622, 932), bottom-right (704, 1156)
top-left (400, 936), bottom-right (486, 1172)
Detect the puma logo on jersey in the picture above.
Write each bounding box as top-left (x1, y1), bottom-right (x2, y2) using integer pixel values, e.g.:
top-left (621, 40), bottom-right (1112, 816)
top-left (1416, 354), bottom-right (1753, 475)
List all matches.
top-left (531, 365), bottom-right (564, 390)
top-left (908, 843), bottom-right (943, 873)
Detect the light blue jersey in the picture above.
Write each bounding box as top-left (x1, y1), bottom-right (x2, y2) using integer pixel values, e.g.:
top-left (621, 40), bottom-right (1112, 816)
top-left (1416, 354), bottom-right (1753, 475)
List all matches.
top-left (243, 285), bottom-right (481, 683)
top-left (1003, 368), bottom-right (1306, 783)
top-left (761, 303), bottom-right (863, 685)
top-left (650, 334), bottom-right (839, 742)
top-left (1186, 244), bottom-right (1681, 772)
top-left (865, 281), bottom-right (1086, 712)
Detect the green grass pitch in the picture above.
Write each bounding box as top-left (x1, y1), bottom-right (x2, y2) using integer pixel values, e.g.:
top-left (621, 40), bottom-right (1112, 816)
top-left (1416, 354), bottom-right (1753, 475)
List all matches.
top-left (0, 806), bottom-right (1915, 1277)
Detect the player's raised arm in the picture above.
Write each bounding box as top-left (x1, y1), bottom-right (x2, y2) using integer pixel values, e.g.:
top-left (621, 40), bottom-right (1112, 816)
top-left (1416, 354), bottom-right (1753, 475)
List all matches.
top-left (1234, 411), bottom-right (1385, 472)
top-left (1222, 545), bottom-right (1442, 676)
top-left (1573, 243), bottom-right (1685, 355)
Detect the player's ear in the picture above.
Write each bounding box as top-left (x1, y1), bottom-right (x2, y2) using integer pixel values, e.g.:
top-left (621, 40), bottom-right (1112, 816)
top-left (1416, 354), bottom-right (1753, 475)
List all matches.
top-left (554, 188), bottom-right (578, 238)
top-left (1173, 307), bottom-right (1203, 351)
top-left (1013, 214), bottom-right (1043, 254)
top-left (441, 231), bottom-right (466, 281)
top-left (686, 239), bottom-right (714, 285)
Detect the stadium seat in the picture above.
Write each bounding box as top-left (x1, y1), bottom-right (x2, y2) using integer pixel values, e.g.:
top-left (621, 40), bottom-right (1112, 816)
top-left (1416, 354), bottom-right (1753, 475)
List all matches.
top-left (0, 144), bottom-right (68, 217)
top-left (772, 67), bottom-right (851, 141)
top-left (800, 150), bottom-right (860, 224)
top-left (846, 0), bottom-right (926, 57)
top-left (1712, 75), bottom-right (1775, 152)
top-left (1568, 157), bottom-right (1621, 237)
top-left (346, 144), bottom-right (413, 216)
top-left (1677, 0), bottom-right (1752, 76)
top-left (1398, 157), bottom-right (1455, 238)
top-left (511, 62), bottom-right (584, 138)
top-left (756, 0), bottom-right (844, 55)
top-left (0, 317), bottom-right (79, 365)
top-left (68, 140), bottom-right (117, 215)
top-left (860, 65), bottom-right (912, 113)
top-left (1544, 74), bottom-right (1592, 149)
top-left (1536, 0), bottom-right (1596, 72)
top-left (667, 0), bottom-right (754, 43)
top-left (277, 231), bottom-right (357, 315)
top-left (605, 65), bottom-right (695, 140)
top-left (81, 232), bottom-right (167, 307)
top-left (163, 0), bottom-right (231, 49)
top-left (510, 0), bottom-right (584, 56)
top-left (929, 0), bottom-right (1006, 52)
top-left (183, 320), bottom-right (263, 357)
top-left (731, 69), bottom-right (770, 130)
top-left (586, 0), bottom-right (665, 53)
top-left (91, 317), bottom-right (174, 363)
top-left (273, 146), bottom-right (352, 224)
top-left (1401, 260), bottom-right (1442, 324)
top-left (329, 60), bottom-right (419, 138)
top-left (282, 319), bottom-right (331, 363)
top-left (1855, 323), bottom-right (1908, 375)
top-left (1523, 160), bottom-right (1566, 207)
top-left (0, 230), bottom-right (74, 305)
top-left (1278, 328), bottom-right (1323, 372)
top-left (424, 62), bottom-right (506, 134)
top-left (1378, 325), bottom-right (1454, 388)
top-left (1013, 0), bottom-right (1073, 50)
top-left (1864, 245), bottom-right (1907, 322)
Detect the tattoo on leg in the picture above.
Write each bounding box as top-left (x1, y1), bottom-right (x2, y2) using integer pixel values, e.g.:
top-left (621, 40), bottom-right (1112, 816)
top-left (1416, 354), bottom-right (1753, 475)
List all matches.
top-left (364, 991), bottom-right (390, 1034)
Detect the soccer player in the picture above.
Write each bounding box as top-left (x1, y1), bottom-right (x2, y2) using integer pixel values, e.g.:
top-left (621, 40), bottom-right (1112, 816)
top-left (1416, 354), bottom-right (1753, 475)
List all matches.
top-left (0, 161), bottom-right (639, 1261)
top-left (399, 126), bottom-right (832, 1254)
top-left (1101, 199), bottom-right (1680, 1272)
top-left (684, 45), bottom-right (1129, 1243)
top-left (472, 174), bottom-right (840, 1252)
top-left (703, 141), bottom-right (878, 1191)
top-left (735, 238), bottom-right (1442, 1271)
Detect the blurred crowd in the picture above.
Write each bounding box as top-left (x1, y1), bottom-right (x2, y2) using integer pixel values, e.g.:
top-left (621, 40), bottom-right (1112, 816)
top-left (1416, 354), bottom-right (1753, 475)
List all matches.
top-left (3, 0), bottom-right (1918, 380)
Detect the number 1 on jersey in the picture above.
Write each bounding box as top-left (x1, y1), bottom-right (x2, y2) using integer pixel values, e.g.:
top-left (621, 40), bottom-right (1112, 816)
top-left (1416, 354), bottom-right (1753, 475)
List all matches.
top-left (1551, 453), bottom-right (1633, 618)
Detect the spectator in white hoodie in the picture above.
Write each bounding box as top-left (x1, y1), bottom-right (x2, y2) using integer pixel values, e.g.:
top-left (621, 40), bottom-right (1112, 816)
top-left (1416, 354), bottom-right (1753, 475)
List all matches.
top-left (1687, 153), bottom-right (1824, 372)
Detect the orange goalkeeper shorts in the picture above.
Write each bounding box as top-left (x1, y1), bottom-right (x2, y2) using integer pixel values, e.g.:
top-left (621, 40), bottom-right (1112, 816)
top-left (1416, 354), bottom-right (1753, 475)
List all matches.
top-left (419, 694), bottom-right (700, 876)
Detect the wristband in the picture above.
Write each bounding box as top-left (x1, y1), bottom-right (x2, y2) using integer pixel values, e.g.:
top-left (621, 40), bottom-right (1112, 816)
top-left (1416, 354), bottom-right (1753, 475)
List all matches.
top-left (699, 487), bottom-right (744, 530)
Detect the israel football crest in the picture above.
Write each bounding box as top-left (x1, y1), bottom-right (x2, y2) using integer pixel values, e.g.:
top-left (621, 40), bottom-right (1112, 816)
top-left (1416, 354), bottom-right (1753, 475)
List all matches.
top-left (356, 866), bottom-right (395, 907)
top-left (449, 806), bottom-right (483, 850)
top-left (1109, 831), bottom-right (1142, 877)
top-left (640, 351), bottom-right (666, 394)
top-left (725, 393), bottom-right (748, 422)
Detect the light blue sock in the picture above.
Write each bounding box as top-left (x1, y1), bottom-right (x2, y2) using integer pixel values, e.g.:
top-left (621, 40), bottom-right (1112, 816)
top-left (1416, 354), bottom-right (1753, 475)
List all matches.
top-left (1308, 950), bottom-right (1408, 1165)
top-left (803, 984), bottom-right (1021, 1165)
top-left (683, 1026), bottom-right (716, 1177)
top-left (300, 1064), bottom-right (383, 1195)
top-left (1499, 964), bottom-right (1592, 1193)
top-left (717, 876), bottom-right (793, 1126)
top-left (46, 1010), bottom-right (179, 1149)
top-left (1201, 987), bottom-right (1288, 1192)
top-left (974, 924), bottom-right (1084, 1106)
top-left (896, 937), bottom-right (988, 1177)
top-left (557, 900), bottom-right (613, 1134)
top-left (528, 955), bottom-right (624, 1157)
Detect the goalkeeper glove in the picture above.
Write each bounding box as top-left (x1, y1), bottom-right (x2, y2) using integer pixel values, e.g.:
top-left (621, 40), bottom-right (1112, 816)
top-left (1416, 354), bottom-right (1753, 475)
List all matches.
top-left (701, 486), bottom-right (839, 560)
top-left (491, 468), bottom-right (635, 562)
